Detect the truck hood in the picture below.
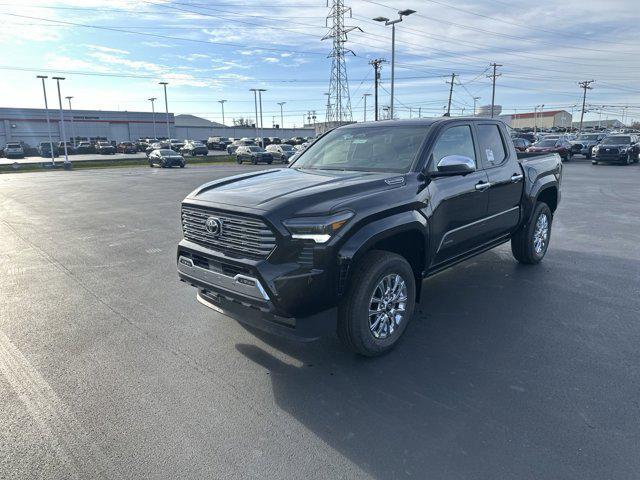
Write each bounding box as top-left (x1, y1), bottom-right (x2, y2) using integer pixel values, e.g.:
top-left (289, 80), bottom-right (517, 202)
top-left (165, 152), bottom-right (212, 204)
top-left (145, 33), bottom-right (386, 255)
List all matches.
top-left (188, 167), bottom-right (403, 214)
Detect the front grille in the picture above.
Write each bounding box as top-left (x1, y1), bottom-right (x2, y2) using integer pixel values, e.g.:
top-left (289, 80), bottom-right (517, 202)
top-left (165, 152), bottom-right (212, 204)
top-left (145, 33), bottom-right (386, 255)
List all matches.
top-left (182, 205), bottom-right (276, 259)
top-left (600, 148), bottom-right (619, 155)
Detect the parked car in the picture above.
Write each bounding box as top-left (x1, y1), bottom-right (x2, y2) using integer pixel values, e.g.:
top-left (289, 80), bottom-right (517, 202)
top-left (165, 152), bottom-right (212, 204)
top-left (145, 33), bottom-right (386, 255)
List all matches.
top-left (268, 137), bottom-right (282, 145)
top-left (527, 138), bottom-right (572, 161)
top-left (176, 118), bottom-right (562, 355)
top-left (148, 149), bottom-right (186, 168)
top-left (512, 137), bottom-right (531, 152)
top-left (266, 143), bottom-right (296, 163)
top-left (37, 142), bottom-right (59, 157)
top-left (235, 145), bottom-right (274, 164)
top-left (145, 142), bottom-right (170, 156)
top-left (592, 135), bottom-right (640, 165)
top-left (95, 141), bottom-right (116, 155)
top-left (570, 133), bottom-right (605, 159)
top-left (56, 141), bottom-right (76, 155)
top-left (117, 142), bottom-right (138, 154)
top-left (3, 142), bottom-right (25, 159)
top-left (515, 132), bottom-right (536, 143)
top-left (181, 140), bottom-right (209, 156)
top-left (285, 136), bottom-right (306, 145)
top-left (226, 139), bottom-right (255, 155)
top-left (207, 137), bottom-right (231, 150)
top-left (75, 141), bottom-right (95, 154)
top-left (168, 139), bottom-right (185, 152)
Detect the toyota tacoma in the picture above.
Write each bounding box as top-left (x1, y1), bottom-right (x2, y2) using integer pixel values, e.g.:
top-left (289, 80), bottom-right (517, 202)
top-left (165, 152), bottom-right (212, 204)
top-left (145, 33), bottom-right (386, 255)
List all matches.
top-left (177, 118), bottom-right (562, 356)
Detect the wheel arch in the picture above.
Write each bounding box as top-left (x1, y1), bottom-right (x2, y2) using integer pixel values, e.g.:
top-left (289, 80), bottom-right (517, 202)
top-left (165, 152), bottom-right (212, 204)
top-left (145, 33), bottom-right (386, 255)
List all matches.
top-left (337, 210), bottom-right (429, 301)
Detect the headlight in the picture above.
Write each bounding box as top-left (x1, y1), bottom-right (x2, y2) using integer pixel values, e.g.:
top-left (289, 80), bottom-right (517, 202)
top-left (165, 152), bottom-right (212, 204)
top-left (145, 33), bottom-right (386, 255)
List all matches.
top-left (593, 146), bottom-right (599, 152)
top-left (283, 211), bottom-right (354, 243)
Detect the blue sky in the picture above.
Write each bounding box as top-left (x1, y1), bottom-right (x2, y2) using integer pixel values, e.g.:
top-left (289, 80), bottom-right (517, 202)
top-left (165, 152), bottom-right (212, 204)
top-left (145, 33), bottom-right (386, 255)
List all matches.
top-left (0, 0), bottom-right (639, 127)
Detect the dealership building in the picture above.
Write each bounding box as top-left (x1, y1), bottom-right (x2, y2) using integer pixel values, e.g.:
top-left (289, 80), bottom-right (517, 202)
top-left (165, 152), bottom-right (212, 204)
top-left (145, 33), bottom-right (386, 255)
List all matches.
top-left (0, 107), bottom-right (314, 147)
top-left (500, 110), bottom-right (573, 129)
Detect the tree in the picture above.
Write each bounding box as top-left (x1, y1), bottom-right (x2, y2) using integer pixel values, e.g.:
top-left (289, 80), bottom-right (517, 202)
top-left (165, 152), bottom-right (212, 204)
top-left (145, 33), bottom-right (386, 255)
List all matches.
top-left (233, 117), bottom-right (252, 127)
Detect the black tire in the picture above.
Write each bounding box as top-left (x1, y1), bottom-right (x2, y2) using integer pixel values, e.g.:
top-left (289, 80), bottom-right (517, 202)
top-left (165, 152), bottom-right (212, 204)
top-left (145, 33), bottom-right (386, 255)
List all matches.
top-left (592, 160), bottom-right (598, 165)
top-left (266, 160), bottom-right (273, 165)
top-left (338, 250), bottom-right (416, 357)
top-left (586, 148), bottom-right (592, 160)
top-left (511, 202), bottom-right (553, 265)
top-left (180, 162), bottom-right (185, 168)
top-left (237, 158), bottom-right (242, 164)
top-left (252, 158), bottom-right (258, 165)
top-left (625, 153), bottom-right (632, 165)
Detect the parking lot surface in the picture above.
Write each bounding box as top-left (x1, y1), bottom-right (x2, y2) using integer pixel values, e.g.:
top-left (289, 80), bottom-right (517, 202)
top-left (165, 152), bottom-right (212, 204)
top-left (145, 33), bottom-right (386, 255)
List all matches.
top-left (1, 160), bottom-right (639, 479)
top-left (0, 150), bottom-right (226, 165)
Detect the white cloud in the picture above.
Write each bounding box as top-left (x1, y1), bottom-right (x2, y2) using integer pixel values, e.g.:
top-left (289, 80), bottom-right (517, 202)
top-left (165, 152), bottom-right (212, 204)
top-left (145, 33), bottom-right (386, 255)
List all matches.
top-left (142, 41), bottom-right (175, 48)
top-left (85, 44), bottom-right (130, 55)
top-left (263, 57), bottom-right (280, 63)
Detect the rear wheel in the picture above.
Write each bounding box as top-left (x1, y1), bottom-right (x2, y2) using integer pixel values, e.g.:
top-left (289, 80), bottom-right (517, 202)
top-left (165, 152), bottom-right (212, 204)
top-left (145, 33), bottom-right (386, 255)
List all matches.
top-left (592, 160), bottom-right (598, 165)
top-left (338, 250), bottom-right (416, 356)
top-left (511, 202), bottom-right (553, 265)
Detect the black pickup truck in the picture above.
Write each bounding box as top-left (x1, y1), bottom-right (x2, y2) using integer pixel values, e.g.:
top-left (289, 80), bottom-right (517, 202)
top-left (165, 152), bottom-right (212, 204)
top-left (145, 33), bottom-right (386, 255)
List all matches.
top-left (177, 118), bottom-right (562, 356)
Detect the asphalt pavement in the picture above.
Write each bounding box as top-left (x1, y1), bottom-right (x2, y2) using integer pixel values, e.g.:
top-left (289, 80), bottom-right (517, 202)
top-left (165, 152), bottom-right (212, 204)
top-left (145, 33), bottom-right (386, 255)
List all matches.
top-left (0, 160), bottom-right (639, 479)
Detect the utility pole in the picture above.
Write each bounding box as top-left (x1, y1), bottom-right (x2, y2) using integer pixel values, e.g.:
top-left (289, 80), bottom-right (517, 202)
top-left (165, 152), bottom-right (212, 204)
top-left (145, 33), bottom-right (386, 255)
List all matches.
top-left (418, 107), bottom-right (421, 118)
top-left (37, 75), bottom-right (55, 166)
top-left (363, 93), bottom-right (371, 122)
top-left (578, 80), bottom-right (594, 133)
top-left (369, 58), bottom-right (385, 121)
top-left (65, 96), bottom-right (76, 147)
top-left (52, 77), bottom-right (70, 167)
top-left (445, 72), bottom-right (456, 116)
top-left (323, 93), bottom-right (331, 122)
top-left (159, 81), bottom-right (170, 140)
top-left (278, 102), bottom-right (286, 128)
top-left (257, 89), bottom-right (266, 147)
top-left (487, 63), bottom-right (502, 118)
top-left (218, 99), bottom-right (227, 126)
top-left (148, 97), bottom-right (157, 139)
top-left (473, 96), bottom-right (480, 116)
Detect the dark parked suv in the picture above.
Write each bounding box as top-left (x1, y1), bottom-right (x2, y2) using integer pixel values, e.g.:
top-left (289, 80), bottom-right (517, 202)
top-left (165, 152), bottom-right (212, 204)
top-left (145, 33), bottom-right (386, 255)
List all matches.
top-left (235, 145), bottom-right (274, 164)
top-left (177, 118), bottom-right (562, 355)
top-left (592, 135), bottom-right (640, 165)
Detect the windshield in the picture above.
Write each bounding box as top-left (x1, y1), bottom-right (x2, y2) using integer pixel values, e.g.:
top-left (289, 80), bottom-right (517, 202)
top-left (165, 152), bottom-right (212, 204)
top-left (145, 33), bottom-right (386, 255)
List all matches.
top-left (292, 125), bottom-right (428, 173)
top-left (6, 143), bottom-right (21, 148)
top-left (577, 134), bottom-right (599, 141)
top-left (281, 144), bottom-right (294, 151)
top-left (98, 142), bottom-right (110, 146)
top-left (158, 149), bottom-right (178, 155)
top-left (248, 146), bottom-right (263, 152)
top-left (536, 140), bottom-right (557, 147)
top-left (601, 136), bottom-right (631, 145)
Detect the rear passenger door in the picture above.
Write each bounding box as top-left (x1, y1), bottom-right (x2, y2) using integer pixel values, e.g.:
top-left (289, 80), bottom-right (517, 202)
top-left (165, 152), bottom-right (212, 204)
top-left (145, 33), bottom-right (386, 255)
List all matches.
top-left (475, 122), bottom-right (523, 239)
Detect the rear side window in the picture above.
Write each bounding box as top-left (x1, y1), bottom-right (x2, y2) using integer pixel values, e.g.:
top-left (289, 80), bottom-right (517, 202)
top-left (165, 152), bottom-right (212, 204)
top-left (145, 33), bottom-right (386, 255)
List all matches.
top-left (429, 125), bottom-right (476, 171)
top-left (477, 124), bottom-right (507, 168)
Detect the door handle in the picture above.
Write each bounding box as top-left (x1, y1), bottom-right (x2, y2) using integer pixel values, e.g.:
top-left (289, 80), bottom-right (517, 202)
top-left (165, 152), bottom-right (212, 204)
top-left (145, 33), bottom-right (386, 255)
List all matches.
top-left (510, 173), bottom-right (524, 182)
top-left (475, 181), bottom-right (491, 191)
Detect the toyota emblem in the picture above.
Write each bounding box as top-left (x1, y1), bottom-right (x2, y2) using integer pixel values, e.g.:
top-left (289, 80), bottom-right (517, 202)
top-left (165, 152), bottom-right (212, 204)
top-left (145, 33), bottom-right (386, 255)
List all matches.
top-left (204, 216), bottom-right (223, 236)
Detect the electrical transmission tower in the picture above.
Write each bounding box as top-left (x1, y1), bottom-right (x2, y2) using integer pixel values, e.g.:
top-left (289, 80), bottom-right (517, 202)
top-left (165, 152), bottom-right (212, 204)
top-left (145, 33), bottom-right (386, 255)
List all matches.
top-left (322, 0), bottom-right (361, 123)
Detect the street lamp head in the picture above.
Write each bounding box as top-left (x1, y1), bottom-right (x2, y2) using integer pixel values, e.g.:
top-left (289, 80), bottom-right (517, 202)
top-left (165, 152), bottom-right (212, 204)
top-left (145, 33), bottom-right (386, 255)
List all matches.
top-left (373, 16), bottom-right (389, 22)
top-left (52, 77), bottom-right (65, 81)
top-left (148, 97), bottom-right (157, 101)
top-left (36, 75), bottom-right (48, 79)
top-left (159, 81), bottom-right (168, 85)
top-left (219, 99), bottom-right (227, 103)
top-left (65, 96), bottom-right (73, 100)
top-left (398, 9), bottom-right (416, 16)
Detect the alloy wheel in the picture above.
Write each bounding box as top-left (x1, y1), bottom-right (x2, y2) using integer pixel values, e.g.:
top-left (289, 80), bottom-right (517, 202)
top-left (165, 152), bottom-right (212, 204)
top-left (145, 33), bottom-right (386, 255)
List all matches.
top-left (368, 274), bottom-right (408, 339)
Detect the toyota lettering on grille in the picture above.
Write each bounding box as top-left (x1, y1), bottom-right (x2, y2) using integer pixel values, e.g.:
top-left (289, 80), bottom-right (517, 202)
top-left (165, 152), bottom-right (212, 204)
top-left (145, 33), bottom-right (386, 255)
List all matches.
top-left (204, 216), bottom-right (223, 236)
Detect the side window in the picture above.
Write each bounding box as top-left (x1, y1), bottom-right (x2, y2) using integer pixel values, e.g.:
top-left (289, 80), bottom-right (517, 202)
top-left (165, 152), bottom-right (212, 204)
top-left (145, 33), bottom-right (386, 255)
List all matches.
top-left (429, 125), bottom-right (476, 171)
top-left (477, 124), bottom-right (507, 168)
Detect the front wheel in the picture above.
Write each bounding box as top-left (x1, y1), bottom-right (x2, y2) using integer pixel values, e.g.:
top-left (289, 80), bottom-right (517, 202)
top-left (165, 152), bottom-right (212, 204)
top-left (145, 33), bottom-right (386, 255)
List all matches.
top-left (625, 153), bottom-right (632, 165)
top-left (338, 250), bottom-right (416, 356)
top-left (511, 202), bottom-right (553, 264)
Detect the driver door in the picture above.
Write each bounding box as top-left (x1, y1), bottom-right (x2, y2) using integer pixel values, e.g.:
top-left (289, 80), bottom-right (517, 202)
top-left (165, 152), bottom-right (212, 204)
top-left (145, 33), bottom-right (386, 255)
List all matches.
top-left (423, 124), bottom-right (491, 267)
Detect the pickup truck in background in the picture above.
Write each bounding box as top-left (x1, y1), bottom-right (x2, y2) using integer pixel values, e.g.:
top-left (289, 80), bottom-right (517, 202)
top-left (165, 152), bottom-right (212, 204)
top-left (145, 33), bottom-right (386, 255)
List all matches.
top-left (177, 118), bottom-right (562, 356)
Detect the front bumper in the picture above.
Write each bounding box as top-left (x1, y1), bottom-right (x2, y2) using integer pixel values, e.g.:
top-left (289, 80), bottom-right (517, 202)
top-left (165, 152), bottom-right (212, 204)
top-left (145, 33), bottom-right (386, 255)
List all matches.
top-left (593, 153), bottom-right (627, 162)
top-left (177, 239), bottom-right (338, 341)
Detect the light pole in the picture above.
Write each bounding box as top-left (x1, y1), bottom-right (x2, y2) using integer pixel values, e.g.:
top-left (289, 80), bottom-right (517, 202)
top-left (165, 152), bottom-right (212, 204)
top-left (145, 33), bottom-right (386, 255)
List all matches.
top-left (363, 93), bottom-right (371, 122)
top-left (473, 96), bottom-right (480, 116)
top-left (373, 9), bottom-right (416, 120)
top-left (148, 97), bottom-right (157, 139)
top-left (250, 89), bottom-right (259, 140)
top-left (159, 81), bottom-right (170, 140)
top-left (65, 96), bottom-right (76, 147)
top-left (37, 76), bottom-right (55, 166)
top-left (218, 99), bottom-right (227, 126)
top-left (52, 77), bottom-right (70, 166)
top-left (258, 89), bottom-right (265, 147)
top-left (277, 102), bottom-right (286, 129)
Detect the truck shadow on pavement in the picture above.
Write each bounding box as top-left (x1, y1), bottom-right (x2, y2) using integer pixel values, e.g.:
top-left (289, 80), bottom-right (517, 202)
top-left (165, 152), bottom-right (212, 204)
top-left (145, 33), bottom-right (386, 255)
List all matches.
top-left (235, 248), bottom-right (640, 479)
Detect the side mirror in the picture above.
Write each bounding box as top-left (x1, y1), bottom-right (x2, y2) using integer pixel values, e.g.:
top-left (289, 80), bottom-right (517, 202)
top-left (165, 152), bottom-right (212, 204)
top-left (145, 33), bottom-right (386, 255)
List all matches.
top-left (433, 155), bottom-right (476, 176)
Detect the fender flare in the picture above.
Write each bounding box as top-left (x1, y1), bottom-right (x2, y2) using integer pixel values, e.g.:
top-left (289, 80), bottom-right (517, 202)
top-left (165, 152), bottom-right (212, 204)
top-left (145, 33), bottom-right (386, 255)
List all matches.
top-left (336, 210), bottom-right (429, 297)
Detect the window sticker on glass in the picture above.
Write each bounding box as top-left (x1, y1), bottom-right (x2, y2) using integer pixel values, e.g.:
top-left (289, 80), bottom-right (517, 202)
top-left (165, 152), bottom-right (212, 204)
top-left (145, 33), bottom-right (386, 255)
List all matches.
top-left (485, 149), bottom-right (495, 163)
